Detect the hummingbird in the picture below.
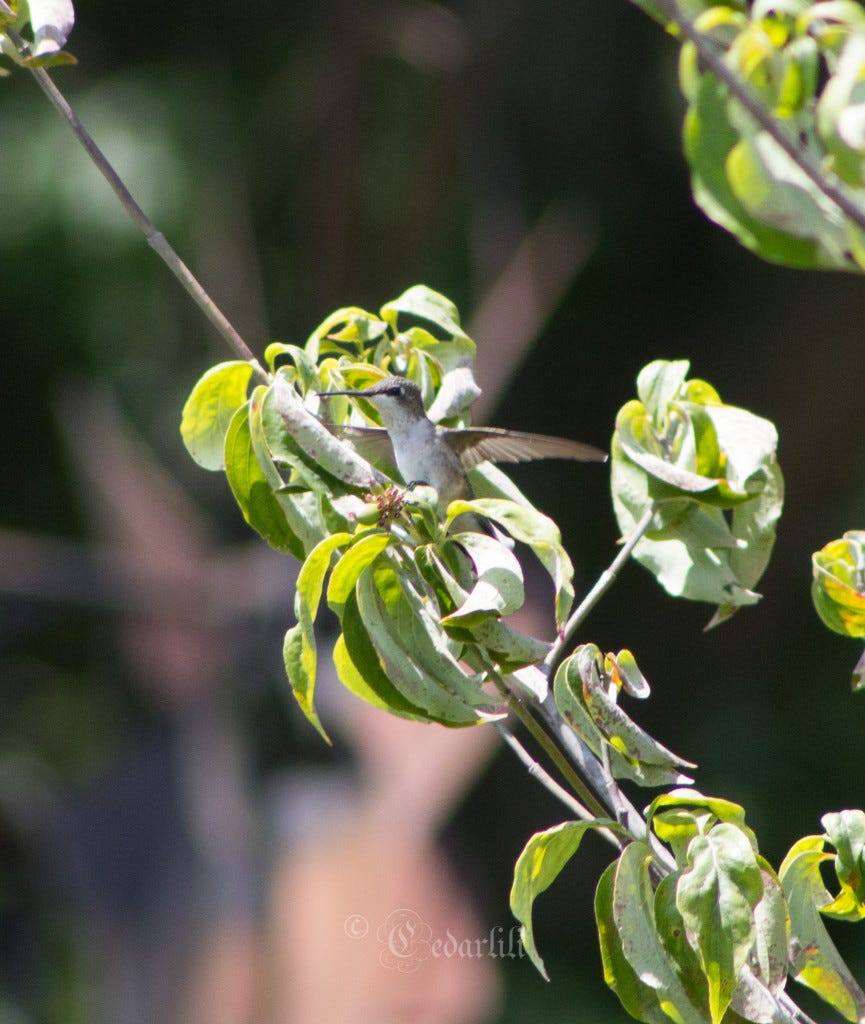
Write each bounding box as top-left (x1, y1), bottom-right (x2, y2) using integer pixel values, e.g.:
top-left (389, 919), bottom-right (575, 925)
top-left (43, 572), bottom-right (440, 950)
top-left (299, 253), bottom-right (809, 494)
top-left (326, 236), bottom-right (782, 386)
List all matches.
top-left (319, 376), bottom-right (606, 514)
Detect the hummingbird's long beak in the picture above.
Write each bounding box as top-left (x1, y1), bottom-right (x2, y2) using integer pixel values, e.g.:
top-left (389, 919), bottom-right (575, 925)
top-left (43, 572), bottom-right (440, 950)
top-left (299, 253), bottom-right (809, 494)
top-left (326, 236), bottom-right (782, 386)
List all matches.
top-left (315, 386), bottom-right (376, 399)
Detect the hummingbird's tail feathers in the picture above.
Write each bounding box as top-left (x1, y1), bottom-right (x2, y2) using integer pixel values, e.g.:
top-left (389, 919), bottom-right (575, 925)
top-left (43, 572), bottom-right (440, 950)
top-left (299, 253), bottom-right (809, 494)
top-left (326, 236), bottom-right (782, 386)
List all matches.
top-left (445, 427), bottom-right (607, 470)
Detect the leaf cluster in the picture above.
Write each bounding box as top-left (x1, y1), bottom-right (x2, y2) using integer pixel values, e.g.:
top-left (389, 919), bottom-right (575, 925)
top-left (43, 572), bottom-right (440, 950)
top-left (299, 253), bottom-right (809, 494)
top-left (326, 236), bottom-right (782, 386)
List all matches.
top-left (181, 286), bottom-right (575, 740)
top-left (514, 797), bottom-right (865, 1024)
top-left (640, 0), bottom-right (865, 269)
top-left (612, 359), bottom-right (784, 627)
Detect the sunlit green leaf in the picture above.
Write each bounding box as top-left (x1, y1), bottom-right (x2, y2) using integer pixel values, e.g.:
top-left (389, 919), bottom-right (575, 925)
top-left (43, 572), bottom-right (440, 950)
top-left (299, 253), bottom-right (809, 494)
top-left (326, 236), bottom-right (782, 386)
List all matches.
top-left (265, 372), bottom-right (381, 489)
top-left (334, 590), bottom-right (444, 722)
top-left (224, 402), bottom-right (302, 558)
top-left (612, 364), bottom-right (783, 622)
top-left (582, 681), bottom-right (696, 787)
top-left (180, 360), bottom-right (254, 470)
top-left (648, 790), bottom-right (758, 867)
top-left (654, 873), bottom-right (711, 1017)
top-left (446, 498), bottom-right (574, 628)
top-left (610, 648), bottom-right (651, 699)
top-left (596, 861), bottom-right (675, 1024)
top-left (727, 860), bottom-right (790, 1021)
top-left (683, 69), bottom-right (857, 270)
top-left (467, 460), bottom-right (537, 508)
top-left (326, 530), bottom-right (392, 612)
top-left (726, 131), bottom-right (850, 262)
top-left (812, 531), bottom-right (865, 638)
top-left (262, 341), bottom-right (319, 387)
top-left (441, 530), bottom-right (524, 626)
top-left (637, 359), bottom-right (690, 425)
top-left (285, 531), bottom-right (352, 741)
top-left (426, 365), bottom-right (482, 424)
top-left (354, 561), bottom-right (493, 724)
top-left (304, 306), bottom-right (386, 361)
top-left (511, 819), bottom-right (615, 980)
top-left (464, 617), bottom-right (551, 672)
top-left (380, 284), bottom-right (471, 341)
top-left (779, 836), bottom-right (865, 1021)
top-left (556, 647), bottom-right (696, 788)
top-left (821, 810), bottom-right (865, 920)
top-left (611, 842), bottom-right (707, 1024)
top-left (676, 823), bottom-right (762, 1023)
top-left (249, 386), bottom-right (324, 555)
top-left (818, 32), bottom-right (865, 186)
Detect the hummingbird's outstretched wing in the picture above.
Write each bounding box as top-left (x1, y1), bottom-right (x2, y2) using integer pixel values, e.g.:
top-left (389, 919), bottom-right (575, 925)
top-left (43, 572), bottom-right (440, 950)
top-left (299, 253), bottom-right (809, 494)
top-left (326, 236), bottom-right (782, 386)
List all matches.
top-left (444, 427), bottom-right (607, 470)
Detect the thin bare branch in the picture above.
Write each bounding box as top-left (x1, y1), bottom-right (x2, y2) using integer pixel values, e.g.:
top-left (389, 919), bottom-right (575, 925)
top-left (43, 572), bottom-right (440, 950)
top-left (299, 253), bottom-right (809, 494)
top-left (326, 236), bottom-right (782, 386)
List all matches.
top-left (7, 26), bottom-right (268, 381)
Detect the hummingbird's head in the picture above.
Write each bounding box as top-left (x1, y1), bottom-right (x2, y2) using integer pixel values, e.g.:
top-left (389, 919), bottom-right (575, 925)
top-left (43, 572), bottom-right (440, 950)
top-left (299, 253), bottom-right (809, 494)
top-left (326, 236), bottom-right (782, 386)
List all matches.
top-left (323, 376), bottom-right (427, 431)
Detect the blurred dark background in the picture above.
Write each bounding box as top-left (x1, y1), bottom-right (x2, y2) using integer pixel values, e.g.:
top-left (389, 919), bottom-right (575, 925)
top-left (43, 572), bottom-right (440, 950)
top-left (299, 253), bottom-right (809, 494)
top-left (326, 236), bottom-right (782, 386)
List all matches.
top-left (2, 0), bottom-right (865, 1021)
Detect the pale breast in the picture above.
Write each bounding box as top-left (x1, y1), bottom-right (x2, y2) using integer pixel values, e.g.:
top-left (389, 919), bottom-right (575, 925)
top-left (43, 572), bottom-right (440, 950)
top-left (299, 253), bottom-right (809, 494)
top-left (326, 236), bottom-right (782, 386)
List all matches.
top-left (391, 422), bottom-right (469, 508)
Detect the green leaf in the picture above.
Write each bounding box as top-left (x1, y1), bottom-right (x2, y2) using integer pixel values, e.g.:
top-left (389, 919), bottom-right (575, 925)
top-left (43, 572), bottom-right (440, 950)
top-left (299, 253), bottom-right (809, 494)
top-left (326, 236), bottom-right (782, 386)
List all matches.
top-left (325, 313), bottom-right (390, 346)
top-left (326, 530), bottom-right (392, 612)
top-left (462, 616), bottom-right (551, 672)
top-left (596, 861), bottom-right (676, 1024)
top-left (284, 624), bottom-right (328, 743)
top-left (683, 69), bottom-right (854, 270)
top-left (812, 531), bottom-right (865, 638)
top-left (647, 790), bottom-right (758, 867)
top-left (180, 361), bottom-right (254, 470)
top-left (555, 649), bottom-right (696, 788)
top-left (676, 824), bottom-right (764, 1023)
top-left (728, 861), bottom-right (790, 1021)
top-left (304, 306), bottom-right (386, 361)
top-left (611, 388), bottom-right (782, 618)
top-left (224, 402), bottom-right (303, 558)
top-left (511, 820), bottom-right (614, 980)
top-left (637, 359), bottom-right (690, 424)
top-left (441, 531), bottom-right (525, 626)
top-left (248, 386), bottom-right (324, 555)
top-left (264, 372), bottom-right (381, 489)
top-left (262, 341), bottom-right (319, 387)
top-left (333, 590), bottom-right (441, 721)
top-left (421, 544), bottom-right (550, 670)
top-left (611, 842), bottom-right (707, 1024)
top-left (426, 365), bottom-right (482, 423)
top-left (467, 460), bottom-right (537, 508)
top-left (727, 460), bottom-right (784, 595)
top-left (654, 873), bottom-right (711, 1017)
top-left (687, 401), bottom-right (778, 492)
top-left (380, 284), bottom-right (470, 341)
top-left (354, 560), bottom-right (493, 724)
top-left (726, 130), bottom-right (850, 263)
top-left (285, 532), bottom-right (352, 741)
top-left (818, 32), bottom-right (865, 187)
top-left (612, 648), bottom-right (651, 699)
top-left (821, 810), bottom-right (865, 920)
top-left (780, 836), bottom-right (865, 1021)
top-left (553, 651), bottom-right (610, 752)
top-left (616, 396), bottom-right (767, 507)
top-left (446, 498), bottom-right (574, 628)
